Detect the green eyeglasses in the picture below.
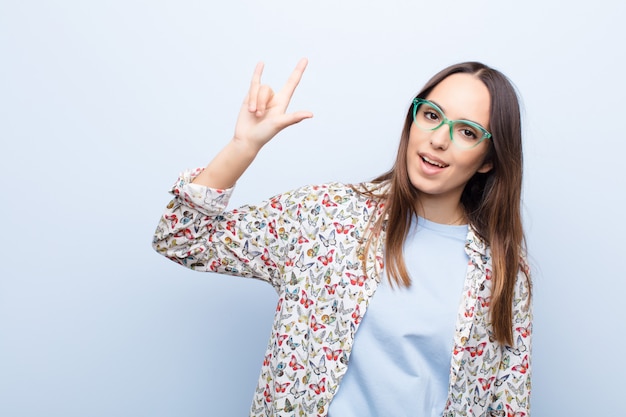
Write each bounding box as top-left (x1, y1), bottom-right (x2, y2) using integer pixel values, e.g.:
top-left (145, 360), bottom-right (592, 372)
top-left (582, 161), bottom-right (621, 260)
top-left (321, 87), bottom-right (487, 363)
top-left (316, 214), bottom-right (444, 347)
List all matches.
top-left (412, 98), bottom-right (492, 149)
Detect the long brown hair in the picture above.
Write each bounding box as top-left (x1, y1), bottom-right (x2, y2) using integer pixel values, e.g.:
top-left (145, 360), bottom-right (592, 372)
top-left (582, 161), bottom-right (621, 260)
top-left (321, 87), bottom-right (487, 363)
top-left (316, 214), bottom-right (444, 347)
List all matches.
top-left (361, 62), bottom-right (528, 345)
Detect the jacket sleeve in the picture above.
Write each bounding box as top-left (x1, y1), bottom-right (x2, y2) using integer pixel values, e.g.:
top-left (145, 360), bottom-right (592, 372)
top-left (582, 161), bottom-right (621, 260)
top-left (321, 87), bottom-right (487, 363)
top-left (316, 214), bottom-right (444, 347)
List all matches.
top-left (152, 168), bottom-right (297, 290)
top-left (492, 264), bottom-right (532, 415)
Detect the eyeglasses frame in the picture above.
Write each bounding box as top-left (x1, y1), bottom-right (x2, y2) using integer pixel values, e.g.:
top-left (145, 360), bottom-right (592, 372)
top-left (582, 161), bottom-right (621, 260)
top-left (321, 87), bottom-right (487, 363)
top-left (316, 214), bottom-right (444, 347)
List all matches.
top-left (412, 98), bottom-right (492, 149)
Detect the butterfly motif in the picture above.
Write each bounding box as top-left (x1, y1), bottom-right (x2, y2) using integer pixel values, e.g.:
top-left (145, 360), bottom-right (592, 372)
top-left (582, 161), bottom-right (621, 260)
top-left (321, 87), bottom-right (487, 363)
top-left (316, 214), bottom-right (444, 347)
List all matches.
top-left (224, 219), bottom-right (237, 235)
top-left (263, 383), bottom-right (272, 403)
top-left (275, 381), bottom-right (290, 393)
top-left (452, 379), bottom-right (466, 393)
top-left (310, 315), bottom-right (326, 331)
top-left (295, 253), bottom-right (314, 272)
top-left (351, 304), bottom-right (363, 324)
top-left (346, 260), bottom-right (359, 270)
top-left (325, 283), bottom-right (338, 295)
top-left (333, 222), bottom-right (355, 234)
top-left (296, 305), bottom-right (308, 324)
top-left (473, 386), bottom-right (489, 407)
top-left (242, 240), bottom-right (262, 260)
top-left (505, 404), bottom-right (526, 417)
top-left (309, 270), bottom-right (324, 285)
top-left (494, 374), bottom-right (510, 387)
top-left (288, 354), bottom-right (304, 371)
top-left (478, 295), bottom-right (491, 308)
top-left (309, 378), bottom-right (326, 394)
top-left (478, 376), bottom-right (496, 390)
top-left (300, 290), bottom-right (314, 308)
top-left (282, 398), bottom-right (295, 413)
top-left (320, 314), bottom-right (336, 325)
top-left (297, 232), bottom-right (309, 244)
top-left (286, 336), bottom-right (300, 351)
top-left (507, 380), bottom-right (526, 397)
top-left (505, 335), bottom-right (528, 356)
top-left (163, 213), bottom-right (178, 228)
top-left (323, 347), bottom-right (343, 361)
top-left (310, 204), bottom-right (321, 216)
top-left (260, 248), bottom-right (276, 267)
top-left (287, 272), bottom-right (304, 286)
top-left (276, 333), bottom-right (289, 347)
top-left (486, 404), bottom-right (505, 417)
top-left (346, 272), bottom-right (366, 286)
top-left (465, 342), bottom-right (487, 357)
top-left (319, 230), bottom-right (336, 247)
top-left (451, 392), bottom-right (463, 404)
top-left (310, 356), bottom-right (327, 375)
top-left (307, 243), bottom-right (320, 258)
top-left (322, 193), bottom-right (337, 207)
top-left (270, 197), bottom-right (283, 211)
top-left (318, 250), bottom-right (334, 266)
top-left (515, 325), bottom-right (531, 338)
top-left (273, 361), bottom-right (285, 378)
top-left (325, 331), bottom-right (339, 345)
top-left (289, 378), bottom-right (306, 399)
top-left (285, 287), bottom-right (299, 302)
top-left (312, 330), bottom-right (327, 344)
top-left (511, 355), bottom-right (529, 374)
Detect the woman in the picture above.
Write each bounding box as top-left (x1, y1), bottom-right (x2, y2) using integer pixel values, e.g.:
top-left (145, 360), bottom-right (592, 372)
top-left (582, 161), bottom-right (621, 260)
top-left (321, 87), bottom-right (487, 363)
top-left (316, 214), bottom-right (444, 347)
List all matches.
top-left (152, 59), bottom-right (532, 417)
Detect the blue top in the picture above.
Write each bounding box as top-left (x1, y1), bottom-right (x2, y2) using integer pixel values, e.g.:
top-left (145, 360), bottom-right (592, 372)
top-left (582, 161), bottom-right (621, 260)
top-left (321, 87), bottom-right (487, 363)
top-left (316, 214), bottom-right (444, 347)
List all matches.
top-left (328, 216), bottom-right (469, 417)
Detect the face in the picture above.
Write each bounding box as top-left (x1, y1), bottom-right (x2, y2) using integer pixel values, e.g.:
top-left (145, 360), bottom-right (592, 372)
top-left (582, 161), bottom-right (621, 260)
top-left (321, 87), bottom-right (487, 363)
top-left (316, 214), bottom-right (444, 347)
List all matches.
top-left (406, 73), bottom-right (493, 204)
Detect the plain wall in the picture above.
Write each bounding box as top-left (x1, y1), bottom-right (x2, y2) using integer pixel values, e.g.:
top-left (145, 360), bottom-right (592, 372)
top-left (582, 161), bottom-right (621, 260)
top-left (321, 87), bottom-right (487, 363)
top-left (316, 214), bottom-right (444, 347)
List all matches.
top-left (1, 1), bottom-right (625, 415)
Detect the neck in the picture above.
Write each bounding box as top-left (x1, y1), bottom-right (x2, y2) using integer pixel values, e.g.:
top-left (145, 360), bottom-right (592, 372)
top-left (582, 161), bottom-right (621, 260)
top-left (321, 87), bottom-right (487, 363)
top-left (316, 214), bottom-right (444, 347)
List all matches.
top-left (415, 193), bottom-right (466, 225)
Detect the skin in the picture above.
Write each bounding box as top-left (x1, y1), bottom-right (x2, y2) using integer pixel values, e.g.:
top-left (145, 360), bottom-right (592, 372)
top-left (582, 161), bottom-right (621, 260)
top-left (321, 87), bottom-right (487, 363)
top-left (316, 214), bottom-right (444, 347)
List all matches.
top-left (407, 73), bottom-right (493, 225)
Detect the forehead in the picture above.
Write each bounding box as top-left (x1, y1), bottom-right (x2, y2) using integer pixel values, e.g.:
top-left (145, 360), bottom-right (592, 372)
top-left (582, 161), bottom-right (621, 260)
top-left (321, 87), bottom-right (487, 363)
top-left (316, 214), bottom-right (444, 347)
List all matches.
top-left (425, 73), bottom-right (491, 127)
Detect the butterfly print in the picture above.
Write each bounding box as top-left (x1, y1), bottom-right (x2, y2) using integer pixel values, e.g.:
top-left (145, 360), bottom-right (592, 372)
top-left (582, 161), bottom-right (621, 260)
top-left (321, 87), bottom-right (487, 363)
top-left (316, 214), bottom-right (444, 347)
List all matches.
top-left (319, 230), bottom-right (337, 248)
top-left (323, 347), bottom-right (343, 361)
top-left (511, 355), bottom-right (529, 374)
top-left (310, 315), bottom-right (326, 331)
top-left (309, 378), bottom-right (326, 395)
top-left (505, 404), bottom-right (526, 417)
top-left (289, 354), bottom-right (304, 371)
top-left (154, 175), bottom-right (532, 416)
top-left (333, 222), bottom-right (355, 234)
top-left (275, 381), bottom-right (291, 393)
top-left (465, 342), bottom-right (487, 357)
top-left (300, 290), bottom-right (314, 309)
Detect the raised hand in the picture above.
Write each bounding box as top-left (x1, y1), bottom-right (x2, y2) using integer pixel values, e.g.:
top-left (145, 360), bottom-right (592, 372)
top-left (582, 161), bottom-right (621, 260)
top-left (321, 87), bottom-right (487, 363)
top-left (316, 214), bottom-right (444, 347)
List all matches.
top-left (192, 59), bottom-right (313, 189)
top-left (233, 58), bottom-right (313, 151)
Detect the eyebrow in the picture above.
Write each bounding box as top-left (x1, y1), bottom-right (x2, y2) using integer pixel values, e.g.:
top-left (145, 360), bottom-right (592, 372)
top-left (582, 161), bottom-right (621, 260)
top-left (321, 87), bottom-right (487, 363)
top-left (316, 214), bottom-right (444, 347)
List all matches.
top-left (428, 99), bottom-right (488, 130)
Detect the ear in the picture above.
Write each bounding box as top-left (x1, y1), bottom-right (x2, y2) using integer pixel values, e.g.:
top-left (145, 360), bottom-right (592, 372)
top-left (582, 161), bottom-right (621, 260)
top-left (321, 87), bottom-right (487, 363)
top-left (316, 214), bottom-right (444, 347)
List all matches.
top-left (477, 160), bottom-right (493, 174)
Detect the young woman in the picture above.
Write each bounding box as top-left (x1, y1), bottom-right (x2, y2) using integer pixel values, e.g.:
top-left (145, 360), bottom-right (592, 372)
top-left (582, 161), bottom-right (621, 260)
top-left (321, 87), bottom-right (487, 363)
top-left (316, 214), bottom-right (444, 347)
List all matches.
top-left (152, 59), bottom-right (532, 417)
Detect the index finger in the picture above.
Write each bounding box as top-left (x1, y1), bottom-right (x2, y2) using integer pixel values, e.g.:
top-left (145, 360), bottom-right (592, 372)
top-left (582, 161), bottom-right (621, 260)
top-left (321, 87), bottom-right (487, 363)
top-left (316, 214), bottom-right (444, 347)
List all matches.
top-left (279, 58), bottom-right (308, 101)
top-left (248, 61), bottom-right (264, 112)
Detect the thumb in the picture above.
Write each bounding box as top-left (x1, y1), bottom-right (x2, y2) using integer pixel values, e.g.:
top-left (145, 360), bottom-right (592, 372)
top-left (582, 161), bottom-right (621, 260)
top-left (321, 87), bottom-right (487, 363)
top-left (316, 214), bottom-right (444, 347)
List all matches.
top-left (277, 111), bottom-right (314, 129)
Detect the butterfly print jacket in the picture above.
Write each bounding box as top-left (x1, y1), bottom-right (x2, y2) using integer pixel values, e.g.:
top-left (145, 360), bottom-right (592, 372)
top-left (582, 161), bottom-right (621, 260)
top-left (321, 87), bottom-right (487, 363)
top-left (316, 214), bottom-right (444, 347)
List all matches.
top-left (152, 168), bottom-right (532, 417)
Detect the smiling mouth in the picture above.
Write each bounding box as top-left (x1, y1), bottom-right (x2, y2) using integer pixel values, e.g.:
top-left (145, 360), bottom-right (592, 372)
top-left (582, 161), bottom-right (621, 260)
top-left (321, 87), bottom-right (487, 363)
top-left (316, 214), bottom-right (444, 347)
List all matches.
top-left (422, 155), bottom-right (449, 168)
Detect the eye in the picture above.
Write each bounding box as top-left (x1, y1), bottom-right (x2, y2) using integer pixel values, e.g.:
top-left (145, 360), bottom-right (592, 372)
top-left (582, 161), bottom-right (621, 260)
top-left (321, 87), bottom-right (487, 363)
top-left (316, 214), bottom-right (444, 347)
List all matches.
top-left (456, 123), bottom-right (481, 140)
top-left (424, 111), bottom-right (439, 121)
top-left (460, 128), bottom-right (478, 139)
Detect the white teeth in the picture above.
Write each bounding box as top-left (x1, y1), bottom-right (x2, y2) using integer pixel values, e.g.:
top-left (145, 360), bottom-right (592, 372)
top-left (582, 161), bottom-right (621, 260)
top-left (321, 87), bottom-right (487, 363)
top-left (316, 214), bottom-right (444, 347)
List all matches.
top-left (422, 156), bottom-right (447, 168)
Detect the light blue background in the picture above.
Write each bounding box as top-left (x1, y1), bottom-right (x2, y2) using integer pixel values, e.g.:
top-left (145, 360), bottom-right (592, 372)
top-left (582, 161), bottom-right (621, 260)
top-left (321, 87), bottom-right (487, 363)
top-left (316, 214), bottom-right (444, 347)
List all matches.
top-left (1, 1), bottom-right (624, 416)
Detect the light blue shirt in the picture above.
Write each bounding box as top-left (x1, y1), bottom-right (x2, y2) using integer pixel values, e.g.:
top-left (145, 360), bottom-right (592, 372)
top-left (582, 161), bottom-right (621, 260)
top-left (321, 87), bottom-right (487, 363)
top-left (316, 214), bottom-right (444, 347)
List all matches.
top-left (328, 216), bottom-right (469, 417)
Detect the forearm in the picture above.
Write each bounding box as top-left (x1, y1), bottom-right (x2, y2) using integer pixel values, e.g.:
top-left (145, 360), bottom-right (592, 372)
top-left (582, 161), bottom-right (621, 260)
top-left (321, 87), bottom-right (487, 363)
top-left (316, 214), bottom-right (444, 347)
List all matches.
top-left (192, 138), bottom-right (261, 189)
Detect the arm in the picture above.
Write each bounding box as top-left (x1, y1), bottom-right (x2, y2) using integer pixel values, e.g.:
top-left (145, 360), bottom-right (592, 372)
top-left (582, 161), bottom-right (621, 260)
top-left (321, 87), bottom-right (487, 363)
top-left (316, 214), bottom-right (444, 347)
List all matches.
top-left (192, 59), bottom-right (313, 189)
top-left (152, 59), bottom-right (313, 284)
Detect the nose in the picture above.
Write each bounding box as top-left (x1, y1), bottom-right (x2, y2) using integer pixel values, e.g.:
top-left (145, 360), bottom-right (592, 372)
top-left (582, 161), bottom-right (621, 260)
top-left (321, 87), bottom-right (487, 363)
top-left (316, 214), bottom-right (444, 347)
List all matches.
top-left (429, 123), bottom-right (450, 150)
